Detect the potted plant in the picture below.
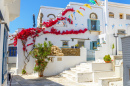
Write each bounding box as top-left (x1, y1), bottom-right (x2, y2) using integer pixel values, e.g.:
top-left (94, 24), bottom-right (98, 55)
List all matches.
top-left (81, 45), bottom-right (84, 48)
top-left (112, 43), bottom-right (115, 55)
top-left (71, 45), bottom-right (74, 48)
top-left (75, 44), bottom-right (79, 48)
top-left (103, 41), bottom-right (106, 44)
top-left (103, 54), bottom-right (111, 63)
top-left (30, 41), bottom-right (52, 77)
top-left (93, 47), bottom-right (97, 50)
top-left (97, 42), bottom-right (101, 47)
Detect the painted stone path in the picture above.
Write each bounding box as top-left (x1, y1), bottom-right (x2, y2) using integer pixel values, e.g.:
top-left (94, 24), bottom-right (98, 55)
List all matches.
top-left (8, 75), bottom-right (98, 86)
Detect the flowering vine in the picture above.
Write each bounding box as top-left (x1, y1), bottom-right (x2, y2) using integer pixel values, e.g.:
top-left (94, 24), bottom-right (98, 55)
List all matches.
top-left (43, 27), bottom-right (88, 35)
top-left (62, 8), bottom-right (75, 16)
top-left (42, 17), bottom-right (73, 28)
top-left (12, 27), bottom-right (87, 72)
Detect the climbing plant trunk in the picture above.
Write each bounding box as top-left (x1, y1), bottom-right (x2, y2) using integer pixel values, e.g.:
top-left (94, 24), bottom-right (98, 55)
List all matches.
top-left (112, 49), bottom-right (113, 55)
top-left (38, 71), bottom-right (44, 77)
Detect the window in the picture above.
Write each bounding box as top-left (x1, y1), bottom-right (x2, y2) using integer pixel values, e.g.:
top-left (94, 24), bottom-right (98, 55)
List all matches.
top-left (88, 13), bottom-right (100, 31)
top-left (118, 30), bottom-right (126, 34)
top-left (126, 14), bottom-right (130, 20)
top-left (109, 12), bottom-right (114, 18)
top-left (90, 41), bottom-right (97, 50)
top-left (40, 13), bottom-right (43, 28)
top-left (47, 14), bottom-right (56, 20)
top-left (62, 41), bottom-right (68, 47)
top-left (9, 47), bottom-right (17, 57)
top-left (90, 13), bottom-right (98, 19)
top-left (87, 19), bottom-right (100, 31)
top-left (91, 20), bottom-right (97, 30)
top-left (119, 13), bottom-right (123, 19)
top-left (2, 26), bottom-right (8, 84)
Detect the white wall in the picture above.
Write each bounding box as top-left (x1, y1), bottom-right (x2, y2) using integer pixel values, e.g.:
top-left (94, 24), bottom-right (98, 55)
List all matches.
top-left (16, 39), bottom-right (87, 76)
top-left (37, 3), bottom-right (104, 51)
top-left (37, 6), bottom-right (64, 27)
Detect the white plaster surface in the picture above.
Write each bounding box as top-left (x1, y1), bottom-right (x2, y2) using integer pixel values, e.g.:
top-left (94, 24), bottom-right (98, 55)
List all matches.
top-left (8, 57), bottom-right (16, 63)
top-left (17, 47), bottom-right (87, 76)
top-left (92, 63), bottom-right (113, 71)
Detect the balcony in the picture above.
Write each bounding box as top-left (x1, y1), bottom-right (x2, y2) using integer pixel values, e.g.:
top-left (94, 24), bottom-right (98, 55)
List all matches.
top-left (89, 30), bottom-right (102, 35)
top-left (4, 0), bottom-right (20, 21)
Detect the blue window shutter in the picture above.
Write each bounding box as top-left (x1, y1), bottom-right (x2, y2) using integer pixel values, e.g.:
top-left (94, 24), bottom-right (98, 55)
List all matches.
top-left (90, 42), bottom-right (93, 50)
top-left (87, 19), bottom-right (91, 30)
top-left (94, 42), bottom-right (97, 47)
top-left (96, 20), bottom-right (100, 31)
top-left (97, 39), bottom-right (100, 44)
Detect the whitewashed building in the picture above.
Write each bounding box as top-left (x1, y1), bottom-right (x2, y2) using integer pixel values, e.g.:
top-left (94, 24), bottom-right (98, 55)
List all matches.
top-left (36, 0), bottom-right (130, 60)
top-left (0, 0), bottom-right (20, 86)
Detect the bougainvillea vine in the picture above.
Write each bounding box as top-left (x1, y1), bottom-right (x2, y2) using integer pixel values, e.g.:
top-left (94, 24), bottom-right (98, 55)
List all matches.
top-left (62, 8), bottom-right (75, 16)
top-left (42, 17), bottom-right (73, 28)
top-left (43, 27), bottom-right (88, 35)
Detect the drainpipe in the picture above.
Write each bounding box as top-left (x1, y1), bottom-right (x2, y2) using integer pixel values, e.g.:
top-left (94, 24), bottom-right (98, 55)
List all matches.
top-left (104, 0), bottom-right (108, 34)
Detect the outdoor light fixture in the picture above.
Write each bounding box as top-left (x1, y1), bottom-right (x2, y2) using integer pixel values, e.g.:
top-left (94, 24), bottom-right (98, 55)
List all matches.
top-left (72, 39), bottom-right (74, 41)
top-left (45, 38), bottom-right (47, 41)
top-left (113, 33), bottom-right (119, 55)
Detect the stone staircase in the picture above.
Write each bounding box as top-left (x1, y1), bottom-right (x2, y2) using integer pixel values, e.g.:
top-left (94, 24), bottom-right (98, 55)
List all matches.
top-left (60, 62), bottom-right (115, 83)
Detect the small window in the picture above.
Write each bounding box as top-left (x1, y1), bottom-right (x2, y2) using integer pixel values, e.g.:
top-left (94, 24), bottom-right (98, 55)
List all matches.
top-left (47, 14), bottom-right (56, 20)
top-left (90, 13), bottom-right (98, 19)
top-left (9, 47), bottom-right (17, 57)
top-left (91, 20), bottom-right (97, 30)
top-left (109, 12), bottom-right (114, 18)
top-left (119, 13), bottom-right (123, 19)
top-left (118, 30), bottom-right (126, 34)
top-left (126, 14), bottom-right (130, 20)
top-left (62, 41), bottom-right (68, 47)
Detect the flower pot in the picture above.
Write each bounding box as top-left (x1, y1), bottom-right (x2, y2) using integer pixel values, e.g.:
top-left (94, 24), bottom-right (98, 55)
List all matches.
top-left (38, 71), bottom-right (43, 77)
top-left (71, 46), bottom-right (74, 48)
top-left (75, 46), bottom-right (78, 48)
top-left (105, 61), bottom-right (110, 63)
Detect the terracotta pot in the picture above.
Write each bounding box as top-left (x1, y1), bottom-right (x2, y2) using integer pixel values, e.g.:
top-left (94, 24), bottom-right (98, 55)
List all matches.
top-left (105, 61), bottom-right (110, 63)
top-left (38, 71), bottom-right (43, 77)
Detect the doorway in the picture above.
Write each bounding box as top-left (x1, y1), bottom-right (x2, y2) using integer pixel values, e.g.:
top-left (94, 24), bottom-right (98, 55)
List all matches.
top-left (78, 40), bottom-right (84, 48)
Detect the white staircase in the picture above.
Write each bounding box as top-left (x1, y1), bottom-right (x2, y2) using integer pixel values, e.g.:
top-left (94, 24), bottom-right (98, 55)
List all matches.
top-left (61, 62), bottom-right (93, 83)
top-left (60, 62), bottom-right (115, 83)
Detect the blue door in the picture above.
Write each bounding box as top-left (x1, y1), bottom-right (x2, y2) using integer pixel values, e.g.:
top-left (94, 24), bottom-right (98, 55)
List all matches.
top-left (2, 27), bottom-right (8, 84)
top-left (90, 41), bottom-right (97, 50)
top-left (87, 50), bottom-right (95, 61)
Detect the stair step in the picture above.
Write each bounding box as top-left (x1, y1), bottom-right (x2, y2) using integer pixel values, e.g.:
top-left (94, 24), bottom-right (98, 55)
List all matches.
top-left (62, 73), bottom-right (77, 82)
top-left (63, 70), bottom-right (77, 76)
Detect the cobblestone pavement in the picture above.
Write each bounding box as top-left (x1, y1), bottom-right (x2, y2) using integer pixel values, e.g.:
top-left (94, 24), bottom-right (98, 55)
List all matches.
top-left (8, 75), bottom-right (98, 86)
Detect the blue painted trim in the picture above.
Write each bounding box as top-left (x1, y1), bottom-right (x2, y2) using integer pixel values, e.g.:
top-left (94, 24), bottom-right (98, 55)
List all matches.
top-left (8, 47), bottom-right (17, 57)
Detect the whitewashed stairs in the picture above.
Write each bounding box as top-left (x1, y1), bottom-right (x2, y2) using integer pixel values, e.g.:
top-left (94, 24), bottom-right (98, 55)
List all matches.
top-left (60, 62), bottom-right (115, 83)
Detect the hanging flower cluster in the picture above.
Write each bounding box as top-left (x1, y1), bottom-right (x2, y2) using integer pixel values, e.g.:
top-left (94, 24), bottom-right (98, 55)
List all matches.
top-left (43, 27), bottom-right (88, 35)
top-left (13, 27), bottom-right (88, 51)
top-left (13, 28), bottom-right (45, 51)
top-left (42, 17), bottom-right (73, 28)
top-left (62, 8), bottom-right (75, 16)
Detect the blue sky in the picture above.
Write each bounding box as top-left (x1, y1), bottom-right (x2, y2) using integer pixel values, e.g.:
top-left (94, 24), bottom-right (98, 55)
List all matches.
top-left (9, 0), bottom-right (130, 33)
